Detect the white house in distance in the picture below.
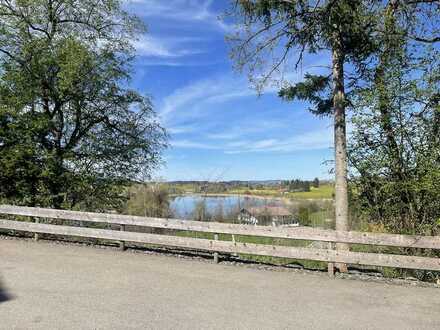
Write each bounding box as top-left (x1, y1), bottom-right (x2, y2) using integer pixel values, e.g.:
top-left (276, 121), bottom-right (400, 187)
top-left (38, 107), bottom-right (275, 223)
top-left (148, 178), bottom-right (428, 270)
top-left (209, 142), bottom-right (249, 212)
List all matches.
top-left (238, 206), bottom-right (299, 227)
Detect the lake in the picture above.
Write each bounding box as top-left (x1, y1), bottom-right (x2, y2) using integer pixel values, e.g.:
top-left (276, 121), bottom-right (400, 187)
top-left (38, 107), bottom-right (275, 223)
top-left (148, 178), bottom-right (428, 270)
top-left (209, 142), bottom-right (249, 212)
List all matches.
top-left (170, 194), bottom-right (285, 219)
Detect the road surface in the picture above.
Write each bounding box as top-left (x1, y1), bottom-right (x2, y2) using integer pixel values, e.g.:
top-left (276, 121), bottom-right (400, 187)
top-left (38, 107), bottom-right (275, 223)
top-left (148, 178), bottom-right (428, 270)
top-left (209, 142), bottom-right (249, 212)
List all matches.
top-left (1, 238), bottom-right (439, 329)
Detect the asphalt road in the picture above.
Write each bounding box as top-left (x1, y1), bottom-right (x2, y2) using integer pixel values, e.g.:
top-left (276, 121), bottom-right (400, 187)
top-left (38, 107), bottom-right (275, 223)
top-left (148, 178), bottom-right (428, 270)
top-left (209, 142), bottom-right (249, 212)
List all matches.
top-left (1, 238), bottom-right (440, 329)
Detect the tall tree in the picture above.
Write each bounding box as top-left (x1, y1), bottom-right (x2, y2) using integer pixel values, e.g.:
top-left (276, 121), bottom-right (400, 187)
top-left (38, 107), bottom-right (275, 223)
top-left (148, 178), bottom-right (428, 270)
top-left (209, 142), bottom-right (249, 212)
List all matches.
top-left (228, 0), bottom-right (378, 270)
top-left (0, 0), bottom-right (167, 210)
top-left (228, 0), bottom-right (439, 265)
top-left (348, 1), bottom-right (440, 235)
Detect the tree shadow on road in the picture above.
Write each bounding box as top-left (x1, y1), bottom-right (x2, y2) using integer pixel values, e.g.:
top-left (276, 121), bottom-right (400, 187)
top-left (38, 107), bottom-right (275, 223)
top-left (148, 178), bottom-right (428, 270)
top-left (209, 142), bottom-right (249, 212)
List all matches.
top-left (0, 279), bottom-right (13, 304)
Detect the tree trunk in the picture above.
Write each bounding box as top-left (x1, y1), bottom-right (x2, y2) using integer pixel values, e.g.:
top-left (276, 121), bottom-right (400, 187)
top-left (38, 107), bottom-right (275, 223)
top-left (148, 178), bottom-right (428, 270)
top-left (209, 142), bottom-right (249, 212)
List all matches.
top-left (332, 43), bottom-right (349, 273)
top-left (50, 151), bottom-right (65, 209)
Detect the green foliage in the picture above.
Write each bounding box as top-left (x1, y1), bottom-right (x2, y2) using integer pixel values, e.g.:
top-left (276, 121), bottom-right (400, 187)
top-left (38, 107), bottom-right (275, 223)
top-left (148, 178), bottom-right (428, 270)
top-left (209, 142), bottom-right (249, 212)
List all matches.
top-left (279, 74), bottom-right (333, 115)
top-left (0, 0), bottom-right (167, 210)
top-left (286, 184), bottom-right (334, 199)
top-left (125, 184), bottom-right (172, 218)
top-left (230, 0), bottom-right (440, 238)
top-left (193, 199), bottom-right (209, 221)
top-left (282, 179), bottom-right (312, 192)
top-left (229, 0), bottom-right (378, 90)
top-left (348, 5), bottom-right (440, 235)
top-left (297, 206), bottom-right (310, 226)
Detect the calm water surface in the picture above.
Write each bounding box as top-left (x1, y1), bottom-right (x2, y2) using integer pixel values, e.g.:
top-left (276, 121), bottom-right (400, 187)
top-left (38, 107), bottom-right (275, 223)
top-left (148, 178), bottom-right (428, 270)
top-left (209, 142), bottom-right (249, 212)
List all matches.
top-left (170, 194), bottom-right (284, 219)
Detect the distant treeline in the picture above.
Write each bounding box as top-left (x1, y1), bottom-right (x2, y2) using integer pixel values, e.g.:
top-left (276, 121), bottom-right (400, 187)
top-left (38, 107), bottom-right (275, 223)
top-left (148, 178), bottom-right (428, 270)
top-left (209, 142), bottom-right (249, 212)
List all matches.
top-left (281, 178), bottom-right (320, 193)
top-left (166, 178), bottom-right (327, 193)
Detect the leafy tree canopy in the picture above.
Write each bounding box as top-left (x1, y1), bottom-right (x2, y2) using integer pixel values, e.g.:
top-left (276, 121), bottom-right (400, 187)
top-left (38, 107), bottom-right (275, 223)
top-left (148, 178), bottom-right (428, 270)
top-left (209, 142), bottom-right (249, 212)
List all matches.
top-left (0, 0), bottom-right (167, 210)
top-left (348, 2), bottom-right (440, 235)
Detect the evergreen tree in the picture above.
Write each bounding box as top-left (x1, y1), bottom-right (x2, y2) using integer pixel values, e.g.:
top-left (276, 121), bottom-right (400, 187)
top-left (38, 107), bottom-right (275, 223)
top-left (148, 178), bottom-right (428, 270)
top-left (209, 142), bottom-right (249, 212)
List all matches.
top-left (313, 178), bottom-right (320, 188)
top-left (228, 0), bottom-right (439, 268)
top-left (228, 0), bottom-right (379, 270)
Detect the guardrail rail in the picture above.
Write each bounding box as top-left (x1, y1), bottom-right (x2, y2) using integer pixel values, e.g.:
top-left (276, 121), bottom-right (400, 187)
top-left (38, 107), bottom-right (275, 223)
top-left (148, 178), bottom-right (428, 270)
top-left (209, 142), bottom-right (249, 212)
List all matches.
top-left (0, 205), bottom-right (439, 275)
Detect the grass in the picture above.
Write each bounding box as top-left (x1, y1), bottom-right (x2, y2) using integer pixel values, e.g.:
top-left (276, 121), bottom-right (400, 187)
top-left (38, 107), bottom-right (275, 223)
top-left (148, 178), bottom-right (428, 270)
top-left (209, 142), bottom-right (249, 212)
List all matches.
top-left (172, 229), bottom-right (440, 280)
top-left (225, 184), bottom-right (334, 200)
top-left (227, 188), bottom-right (281, 197)
top-left (166, 183), bottom-right (335, 268)
top-left (309, 210), bottom-right (335, 229)
top-left (173, 229), bottom-right (327, 270)
top-left (286, 184), bottom-right (334, 199)
top-left (168, 183), bottom-right (335, 200)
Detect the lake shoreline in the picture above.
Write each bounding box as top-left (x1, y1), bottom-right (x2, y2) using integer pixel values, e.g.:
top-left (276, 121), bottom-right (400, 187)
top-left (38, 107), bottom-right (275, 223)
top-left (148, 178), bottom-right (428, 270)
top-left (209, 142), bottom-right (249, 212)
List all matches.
top-left (169, 192), bottom-right (333, 202)
top-left (169, 193), bottom-right (335, 228)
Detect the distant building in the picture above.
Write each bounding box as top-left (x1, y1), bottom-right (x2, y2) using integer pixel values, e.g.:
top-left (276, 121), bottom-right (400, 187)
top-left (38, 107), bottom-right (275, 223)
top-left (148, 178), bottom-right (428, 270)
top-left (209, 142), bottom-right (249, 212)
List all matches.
top-left (238, 206), bottom-right (299, 227)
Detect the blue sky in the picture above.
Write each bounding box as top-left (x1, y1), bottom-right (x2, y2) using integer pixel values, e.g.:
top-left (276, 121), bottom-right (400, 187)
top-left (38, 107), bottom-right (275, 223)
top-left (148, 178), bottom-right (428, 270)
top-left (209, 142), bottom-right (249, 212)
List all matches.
top-left (124, 0), bottom-right (334, 181)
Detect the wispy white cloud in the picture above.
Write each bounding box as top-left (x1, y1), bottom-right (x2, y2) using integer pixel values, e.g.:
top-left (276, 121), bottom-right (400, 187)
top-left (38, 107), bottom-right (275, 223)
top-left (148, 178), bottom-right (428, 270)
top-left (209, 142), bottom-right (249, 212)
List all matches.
top-left (124, 0), bottom-right (231, 32)
top-left (159, 63), bottom-right (332, 155)
top-left (206, 120), bottom-right (288, 140)
top-left (206, 132), bottom-right (242, 140)
top-left (133, 35), bottom-right (205, 58)
top-left (158, 68), bottom-right (314, 125)
top-left (171, 127), bottom-right (332, 154)
top-left (137, 58), bottom-right (221, 67)
top-left (159, 75), bottom-right (255, 122)
top-left (170, 139), bottom-right (221, 149)
top-left (223, 128), bottom-right (333, 154)
top-left (167, 125), bottom-right (198, 134)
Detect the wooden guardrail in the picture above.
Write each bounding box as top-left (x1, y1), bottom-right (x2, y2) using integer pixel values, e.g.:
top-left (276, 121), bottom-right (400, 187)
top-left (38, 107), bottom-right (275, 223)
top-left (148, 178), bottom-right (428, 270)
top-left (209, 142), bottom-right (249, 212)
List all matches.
top-left (0, 205), bottom-right (439, 275)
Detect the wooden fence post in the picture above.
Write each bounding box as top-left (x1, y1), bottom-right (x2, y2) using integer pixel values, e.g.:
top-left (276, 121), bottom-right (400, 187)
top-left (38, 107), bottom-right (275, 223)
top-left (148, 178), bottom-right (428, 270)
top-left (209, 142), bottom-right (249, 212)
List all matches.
top-left (119, 224), bottom-right (126, 251)
top-left (232, 234), bottom-right (238, 257)
top-left (34, 218), bottom-right (39, 241)
top-left (213, 234), bottom-right (219, 263)
top-left (3, 206), bottom-right (440, 272)
top-left (328, 242), bottom-right (335, 277)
